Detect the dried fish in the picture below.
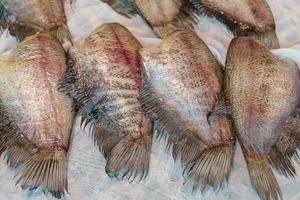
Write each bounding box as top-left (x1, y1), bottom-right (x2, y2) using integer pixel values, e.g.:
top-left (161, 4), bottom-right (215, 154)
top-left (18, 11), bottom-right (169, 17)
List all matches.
top-left (101, 0), bottom-right (198, 38)
top-left (190, 0), bottom-right (280, 49)
top-left (0, 33), bottom-right (74, 198)
top-left (139, 29), bottom-right (235, 191)
top-left (0, 0), bottom-right (72, 44)
top-left (61, 23), bottom-right (153, 181)
top-left (225, 37), bottom-right (300, 200)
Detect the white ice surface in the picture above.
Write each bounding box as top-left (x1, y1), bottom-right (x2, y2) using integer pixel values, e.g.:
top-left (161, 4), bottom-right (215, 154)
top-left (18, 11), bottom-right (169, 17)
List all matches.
top-left (0, 0), bottom-right (300, 200)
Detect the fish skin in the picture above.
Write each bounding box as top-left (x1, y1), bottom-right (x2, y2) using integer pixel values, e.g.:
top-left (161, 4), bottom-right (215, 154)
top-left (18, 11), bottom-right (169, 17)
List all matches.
top-left (62, 23), bottom-right (152, 181)
top-left (0, 33), bottom-right (74, 198)
top-left (191, 0), bottom-right (279, 49)
top-left (101, 0), bottom-right (197, 38)
top-left (225, 37), bottom-right (300, 200)
top-left (0, 0), bottom-right (72, 45)
top-left (140, 29), bottom-right (235, 191)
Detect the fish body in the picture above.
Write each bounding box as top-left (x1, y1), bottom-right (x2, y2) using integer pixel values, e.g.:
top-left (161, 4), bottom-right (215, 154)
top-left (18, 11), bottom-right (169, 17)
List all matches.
top-left (140, 29), bottom-right (235, 190)
top-left (191, 0), bottom-right (279, 49)
top-left (102, 0), bottom-right (197, 38)
top-left (0, 0), bottom-right (71, 44)
top-left (0, 33), bottom-right (74, 198)
top-left (225, 37), bottom-right (300, 200)
top-left (62, 23), bottom-right (152, 180)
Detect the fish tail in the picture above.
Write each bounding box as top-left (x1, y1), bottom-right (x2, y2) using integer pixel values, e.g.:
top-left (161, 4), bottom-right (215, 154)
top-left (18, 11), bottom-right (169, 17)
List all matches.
top-left (185, 143), bottom-right (234, 192)
top-left (246, 154), bottom-right (283, 200)
top-left (248, 30), bottom-right (280, 49)
top-left (16, 150), bottom-right (68, 199)
top-left (105, 135), bottom-right (152, 182)
top-left (51, 24), bottom-right (73, 48)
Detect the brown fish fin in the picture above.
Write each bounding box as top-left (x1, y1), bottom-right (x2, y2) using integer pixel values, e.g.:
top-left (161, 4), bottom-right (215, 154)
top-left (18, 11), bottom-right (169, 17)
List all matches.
top-left (16, 150), bottom-right (68, 199)
top-left (51, 24), bottom-right (73, 48)
top-left (0, 3), bottom-right (36, 41)
top-left (151, 2), bottom-right (198, 38)
top-left (59, 53), bottom-right (92, 111)
top-left (0, 109), bottom-right (36, 168)
top-left (105, 135), bottom-right (152, 181)
top-left (6, 140), bottom-right (36, 168)
top-left (246, 30), bottom-right (279, 49)
top-left (268, 144), bottom-right (296, 178)
top-left (90, 122), bottom-right (123, 159)
top-left (246, 155), bottom-right (283, 200)
top-left (185, 144), bottom-right (234, 192)
top-left (268, 106), bottom-right (300, 177)
top-left (140, 82), bottom-right (206, 166)
top-left (189, 1), bottom-right (280, 49)
top-left (101, 0), bottom-right (139, 18)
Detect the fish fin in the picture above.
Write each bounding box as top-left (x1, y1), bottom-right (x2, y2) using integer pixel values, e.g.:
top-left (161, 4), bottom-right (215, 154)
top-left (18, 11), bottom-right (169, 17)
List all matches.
top-left (0, 2), bottom-right (11, 28)
top-left (268, 106), bottom-right (300, 177)
top-left (105, 135), bottom-right (152, 181)
top-left (140, 81), bottom-right (206, 167)
top-left (185, 144), bottom-right (234, 191)
top-left (0, 110), bottom-right (36, 168)
top-left (90, 122), bottom-right (123, 159)
top-left (151, 2), bottom-right (198, 38)
top-left (0, 3), bottom-right (36, 41)
top-left (6, 140), bottom-right (36, 168)
top-left (51, 24), bottom-right (73, 48)
top-left (268, 144), bottom-right (296, 178)
top-left (16, 150), bottom-right (68, 199)
top-left (59, 51), bottom-right (92, 110)
top-left (245, 30), bottom-right (279, 49)
top-left (189, 0), bottom-right (279, 49)
top-left (246, 155), bottom-right (283, 200)
top-left (101, 0), bottom-right (138, 18)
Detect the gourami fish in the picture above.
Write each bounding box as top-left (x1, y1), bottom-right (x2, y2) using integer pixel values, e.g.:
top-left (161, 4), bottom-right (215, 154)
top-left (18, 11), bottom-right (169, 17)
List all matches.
top-left (0, 33), bottom-right (74, 198)
top-left (61, 23), bottom-right (153, 180)
top-left (225, 37), bottom-right (300, 200)
top-left (0, 0), bottom-right (72, 44)
top-left (101, 0), bottom-right (198, 38)
top-left (139, 29), bottom-right (235, 191)
top-left (190, 0), bottom-right (280, 49)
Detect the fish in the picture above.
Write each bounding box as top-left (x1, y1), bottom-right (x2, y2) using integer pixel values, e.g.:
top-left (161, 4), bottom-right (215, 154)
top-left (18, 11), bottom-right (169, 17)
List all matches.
top-left (0, 0), bottom-right (72, 45)
top-left (61, 23), bottom-right (153, 181)
top-left (190, 0), bottom-right (280, 49)
top-left (0, 33), bottom-right (74, 198)
top-left (139, 29), bottom-right (235, 191)
top-left (101, 0), bottom-right (198, 38)
top-left (225, 37), bottom-right (300, 200)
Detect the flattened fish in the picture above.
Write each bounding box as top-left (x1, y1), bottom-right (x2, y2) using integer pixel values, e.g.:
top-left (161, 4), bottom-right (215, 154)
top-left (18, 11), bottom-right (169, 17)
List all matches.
top-left (61, 23), bottom-right (152, 180)
top-left (190, 0), bottom-right (280, 49)
top-left (0, 33), bottom-right (74, 198)
top-left (0, 0), bottom-right (72, 44)
top-left (225, 37), bottom-right (300, 200)
top-left (101, 0), bottom-right (197, 38)
top-left (139, 29), bottom-right (235, 191)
